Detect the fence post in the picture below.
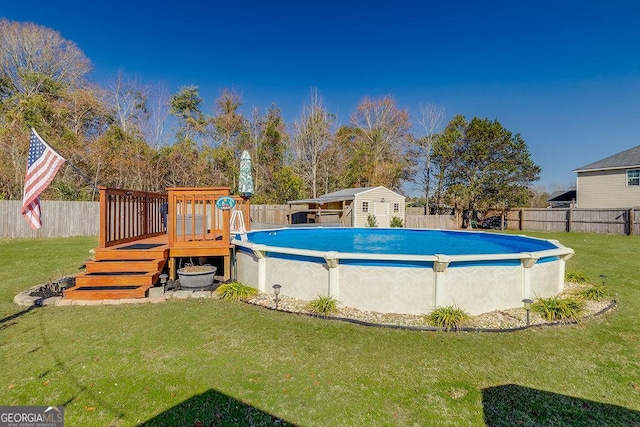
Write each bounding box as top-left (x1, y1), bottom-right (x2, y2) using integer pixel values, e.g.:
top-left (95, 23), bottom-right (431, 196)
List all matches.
top-left (567, 208), bottom-right (573, 232)
top-left (519, 209), bottom-right (524, 231)
top-left (629, 208), bottom-right (634, 236)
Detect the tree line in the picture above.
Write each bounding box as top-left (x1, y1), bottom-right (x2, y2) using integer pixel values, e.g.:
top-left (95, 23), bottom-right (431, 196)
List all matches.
top-left (0, 19), bottom-right (544, 214)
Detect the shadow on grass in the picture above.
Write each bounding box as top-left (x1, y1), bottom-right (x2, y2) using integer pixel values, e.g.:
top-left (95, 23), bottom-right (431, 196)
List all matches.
top-left (482, 384), bottom-right (640, 427)
top-left (0, 305), bottom-right (38, 330)
top-left (140, 389), bottom-right (296, 426)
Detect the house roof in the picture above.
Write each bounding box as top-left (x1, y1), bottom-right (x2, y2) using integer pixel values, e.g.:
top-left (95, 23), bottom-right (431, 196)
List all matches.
top-left (288, 186), bottom-right (405, 205)
top-left (547, 189), bottom-right (576, 202)
top-left (574, 145), bottom-right (640, 172)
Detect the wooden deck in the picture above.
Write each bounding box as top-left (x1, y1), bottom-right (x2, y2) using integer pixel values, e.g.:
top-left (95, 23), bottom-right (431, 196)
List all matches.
top-left (63, 187), bottom-right (249, 301)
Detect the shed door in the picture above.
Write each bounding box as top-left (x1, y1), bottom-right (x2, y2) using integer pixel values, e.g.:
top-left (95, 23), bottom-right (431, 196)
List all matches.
top-left (374, 202), bottom-right (390, 227)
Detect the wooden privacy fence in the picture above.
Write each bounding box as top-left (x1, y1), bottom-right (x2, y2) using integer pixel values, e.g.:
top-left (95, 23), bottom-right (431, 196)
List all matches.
top-left (405, 214), bottom-right (458, 229)
top-left (0, 200), bottom-right (99, 238)
top-left (405, 207), bottom-right (458, 229)
top-left (506, 208), bottom-right (639, 235)
top-left (249, 205), bottom-right (459, 229)
top-left (249, 205), bottom-right (639, 235)
top-left (250, 204), bottom-right (306, 225)
top-left (2, 201), bottom-right (639, 238)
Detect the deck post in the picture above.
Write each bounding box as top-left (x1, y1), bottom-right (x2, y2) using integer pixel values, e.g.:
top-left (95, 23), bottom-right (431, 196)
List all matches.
top-left (169, 257), bottom-right (176, 281)
top-left (224, 251), bottom-right (231, 281)
top-left (99, 187), bottom-right (107, 248)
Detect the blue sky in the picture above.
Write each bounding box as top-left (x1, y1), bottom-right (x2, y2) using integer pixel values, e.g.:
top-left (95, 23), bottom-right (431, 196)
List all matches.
top-left (4, 1), bottom-right (640, 192)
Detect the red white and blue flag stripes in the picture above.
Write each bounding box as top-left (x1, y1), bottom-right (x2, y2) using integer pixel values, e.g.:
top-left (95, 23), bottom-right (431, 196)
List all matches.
top-left (21, 128), bottom-right (66, 230)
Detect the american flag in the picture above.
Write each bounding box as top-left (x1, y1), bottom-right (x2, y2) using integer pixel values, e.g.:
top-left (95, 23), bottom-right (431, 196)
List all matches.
top-left (21, 129), bottom-right (66, 230)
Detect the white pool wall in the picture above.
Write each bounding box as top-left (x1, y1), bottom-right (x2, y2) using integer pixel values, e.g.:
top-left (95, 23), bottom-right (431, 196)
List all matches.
top-left (233, 230), bottom-right (574, 316)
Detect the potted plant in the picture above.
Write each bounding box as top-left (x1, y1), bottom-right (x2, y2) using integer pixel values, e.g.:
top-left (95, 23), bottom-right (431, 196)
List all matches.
top-left (177, 264), bottom-right (217, 288)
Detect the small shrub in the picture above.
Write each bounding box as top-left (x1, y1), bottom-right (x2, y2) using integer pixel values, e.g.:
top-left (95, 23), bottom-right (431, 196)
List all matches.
top-left (215, 282), bottom-right (258, 302)
top-left (366, 214), bottom-right (378, 227)
top-left (532, 296), bottom-right (584, 323)
top-left (390, 216), bottom-right (404, 227)
top-left (306, 295), bottom-right (339, 317)
top-left (578, 283), bottom-right (611, 301)
top-left (565, 270), bottom-right (589, 284)
top-left (427, 305), bottom-right (470, 331)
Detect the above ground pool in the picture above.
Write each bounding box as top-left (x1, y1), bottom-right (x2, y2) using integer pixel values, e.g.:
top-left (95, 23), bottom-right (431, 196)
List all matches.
top-left (233, 228), bottom-right (574, 316)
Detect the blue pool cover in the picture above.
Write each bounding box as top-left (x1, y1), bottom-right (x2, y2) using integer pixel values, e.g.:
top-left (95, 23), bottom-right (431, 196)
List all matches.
top-left (244, 228), bottom-right (558, 256)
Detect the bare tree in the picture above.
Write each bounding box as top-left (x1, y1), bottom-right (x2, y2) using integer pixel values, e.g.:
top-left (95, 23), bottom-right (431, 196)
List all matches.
top-left (106, 70), bottom-right (147, 135)
top-left (245, 106), bottom-right (263, 193)
top-left (0, 19), bottom-right (91, 96)
top-left (0, 20), bottom-right (100, 199)
top-left (351, 96), bottom-right (411, 190)
top-left (66, 84), bottom-right (109, 138)
top-left (529, 185), bottom-right (551, 208)
top-left (293, 88), bottom-right (334, 198)
top-left (141, 82), bottom-right (171, 147)
top-left (414, 103), bottom-right (446, 210)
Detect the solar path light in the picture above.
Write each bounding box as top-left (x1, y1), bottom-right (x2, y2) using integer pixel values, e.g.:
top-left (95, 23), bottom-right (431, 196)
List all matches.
top-left (522, 298), bottom-right (533, 326)
top-left (272, 284), bottom-right (282, 310)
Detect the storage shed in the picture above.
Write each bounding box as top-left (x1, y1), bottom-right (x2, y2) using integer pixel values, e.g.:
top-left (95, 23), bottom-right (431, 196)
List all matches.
top-left (288, 186), bottom-right (406, 227)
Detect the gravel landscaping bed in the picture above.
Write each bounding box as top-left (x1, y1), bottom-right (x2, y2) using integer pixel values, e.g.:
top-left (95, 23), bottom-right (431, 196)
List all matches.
top-left (247, 281), bottom-right (615, 331)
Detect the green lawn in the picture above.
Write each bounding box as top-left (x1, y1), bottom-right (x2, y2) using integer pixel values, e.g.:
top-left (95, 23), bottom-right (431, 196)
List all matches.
top-left (0, 233), bottom-right (639, 426)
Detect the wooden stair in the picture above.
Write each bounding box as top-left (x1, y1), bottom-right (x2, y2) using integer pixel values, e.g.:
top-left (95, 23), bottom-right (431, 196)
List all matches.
top-left (64, 242), bottom-right (169, 300)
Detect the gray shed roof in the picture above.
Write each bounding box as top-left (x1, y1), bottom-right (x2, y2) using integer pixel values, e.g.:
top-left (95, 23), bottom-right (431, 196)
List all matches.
top-left (289, 186), bottom-right (404, 205)
top-left (574, 145), bottom-right (640, 172)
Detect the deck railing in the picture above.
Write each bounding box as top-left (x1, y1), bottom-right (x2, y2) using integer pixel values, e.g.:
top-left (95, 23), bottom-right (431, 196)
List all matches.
top-left (167, 187), bottom-right (250, 249)
top-left (99, 187), bottom-right (168, 248)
